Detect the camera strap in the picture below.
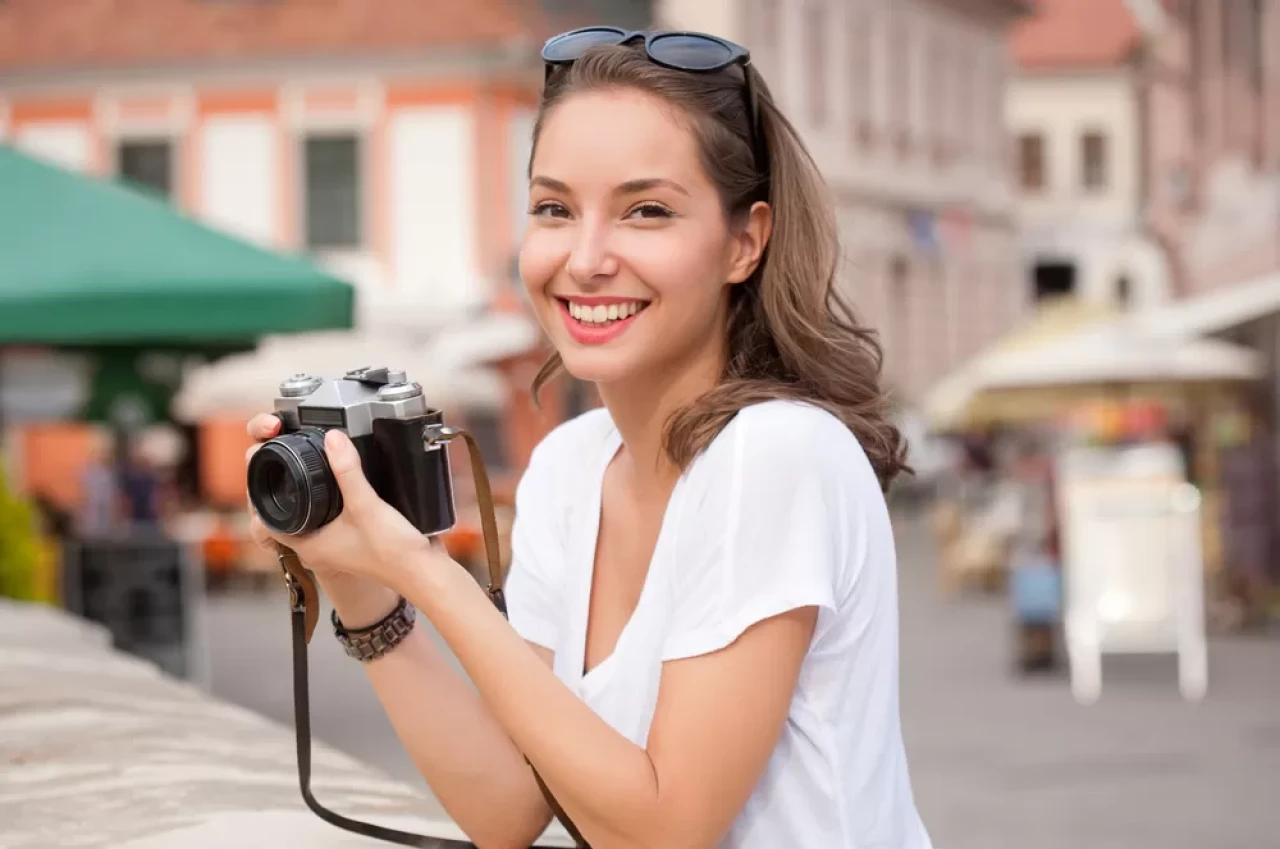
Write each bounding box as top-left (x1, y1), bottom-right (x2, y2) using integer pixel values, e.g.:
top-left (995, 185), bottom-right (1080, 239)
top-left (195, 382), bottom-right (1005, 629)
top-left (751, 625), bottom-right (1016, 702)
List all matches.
top-left (278, 426), bottom-right (590, 848)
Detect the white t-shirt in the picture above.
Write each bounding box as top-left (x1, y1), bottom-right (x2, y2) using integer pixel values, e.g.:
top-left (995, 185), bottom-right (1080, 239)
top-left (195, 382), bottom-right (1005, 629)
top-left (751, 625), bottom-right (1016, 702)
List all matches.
top-left (506, 399), bottom-right (933, 849)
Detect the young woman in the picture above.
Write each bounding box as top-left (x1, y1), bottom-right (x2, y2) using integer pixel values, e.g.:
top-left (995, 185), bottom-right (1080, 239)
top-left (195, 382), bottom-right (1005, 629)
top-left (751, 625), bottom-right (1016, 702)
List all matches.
top-left (247, 27), bottom-right (933, 849)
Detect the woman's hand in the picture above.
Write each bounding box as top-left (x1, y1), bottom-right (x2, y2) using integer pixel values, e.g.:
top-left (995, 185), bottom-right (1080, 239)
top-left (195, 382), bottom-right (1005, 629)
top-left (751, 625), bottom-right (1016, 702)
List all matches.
top-left (244, 414), bottom-right (441, 604)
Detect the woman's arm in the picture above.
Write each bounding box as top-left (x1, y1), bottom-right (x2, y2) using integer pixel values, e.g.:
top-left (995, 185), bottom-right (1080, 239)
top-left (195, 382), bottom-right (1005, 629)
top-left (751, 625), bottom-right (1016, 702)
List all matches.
top-left (322, 577), bottom-right (555, 849)
top-left (246, 412), bottom-right (563, 848)
top-left (402, 556), bottom-right (818, 849)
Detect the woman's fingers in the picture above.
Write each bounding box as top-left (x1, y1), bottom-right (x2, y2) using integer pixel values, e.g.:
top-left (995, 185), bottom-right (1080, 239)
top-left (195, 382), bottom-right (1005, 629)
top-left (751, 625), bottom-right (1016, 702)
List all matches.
top-left (247, 413), bottom-right (281, 442)
top-left (247, 513), bottom-right (276, 551)
top-left (245, 414), bottom-right (280, 552)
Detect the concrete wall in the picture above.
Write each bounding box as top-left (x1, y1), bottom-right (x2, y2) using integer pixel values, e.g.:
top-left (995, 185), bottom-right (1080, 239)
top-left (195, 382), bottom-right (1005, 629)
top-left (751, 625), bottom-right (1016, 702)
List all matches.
top-left (0, 599), bottom-right (572, 849)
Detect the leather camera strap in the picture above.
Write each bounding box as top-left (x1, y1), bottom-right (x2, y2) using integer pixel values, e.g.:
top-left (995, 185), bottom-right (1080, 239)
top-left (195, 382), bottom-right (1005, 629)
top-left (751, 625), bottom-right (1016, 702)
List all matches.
top-left (279, 426), bottom-right (590, 848)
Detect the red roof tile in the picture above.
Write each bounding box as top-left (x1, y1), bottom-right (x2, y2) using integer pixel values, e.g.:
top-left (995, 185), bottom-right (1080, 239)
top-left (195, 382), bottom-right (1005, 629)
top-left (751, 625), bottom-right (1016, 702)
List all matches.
top-left (0, 0), bottom-right (555, 72)
top-left (1012, 0), bottom-right (1145, 70)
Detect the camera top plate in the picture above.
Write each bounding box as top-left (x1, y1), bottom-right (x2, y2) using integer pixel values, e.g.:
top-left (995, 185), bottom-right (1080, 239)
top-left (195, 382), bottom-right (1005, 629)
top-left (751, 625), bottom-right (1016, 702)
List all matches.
top-left (273, 366), bottom-right (427, 438)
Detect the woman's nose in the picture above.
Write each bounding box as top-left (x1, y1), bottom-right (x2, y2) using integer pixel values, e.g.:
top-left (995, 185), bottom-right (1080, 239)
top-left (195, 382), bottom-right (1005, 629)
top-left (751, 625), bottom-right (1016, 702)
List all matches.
top-left (566, 218), bottom-right (619, 284)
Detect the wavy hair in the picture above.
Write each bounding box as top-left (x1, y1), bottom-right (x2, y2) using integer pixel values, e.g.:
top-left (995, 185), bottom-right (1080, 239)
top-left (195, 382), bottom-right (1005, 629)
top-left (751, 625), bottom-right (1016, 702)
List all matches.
top-left (528, 44), bottom-right (908, 490)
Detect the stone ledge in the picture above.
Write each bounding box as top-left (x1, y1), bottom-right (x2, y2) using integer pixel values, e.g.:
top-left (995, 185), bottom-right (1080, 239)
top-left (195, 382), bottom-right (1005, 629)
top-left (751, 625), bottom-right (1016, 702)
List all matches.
top-left (0, 599), bottom-right (573, 848)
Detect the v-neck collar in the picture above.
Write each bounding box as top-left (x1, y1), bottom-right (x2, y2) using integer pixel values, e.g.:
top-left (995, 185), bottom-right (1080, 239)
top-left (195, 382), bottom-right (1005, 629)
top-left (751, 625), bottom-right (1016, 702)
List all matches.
top-left (569, 422), bottom-right (688, 695)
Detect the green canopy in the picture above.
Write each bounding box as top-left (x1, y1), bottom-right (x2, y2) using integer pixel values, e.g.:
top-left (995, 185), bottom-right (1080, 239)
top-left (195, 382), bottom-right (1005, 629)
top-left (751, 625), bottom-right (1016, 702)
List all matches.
top-left (0, 144), bottom-right (354, 345)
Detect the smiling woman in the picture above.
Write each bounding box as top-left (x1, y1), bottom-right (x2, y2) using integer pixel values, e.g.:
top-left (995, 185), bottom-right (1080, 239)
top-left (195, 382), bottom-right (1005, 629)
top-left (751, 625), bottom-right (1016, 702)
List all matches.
top-left (244, 25), bottom-right (929, 849)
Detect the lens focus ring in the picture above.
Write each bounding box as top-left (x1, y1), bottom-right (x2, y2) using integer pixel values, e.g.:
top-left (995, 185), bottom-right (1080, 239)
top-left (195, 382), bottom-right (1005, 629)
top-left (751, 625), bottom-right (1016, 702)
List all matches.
top-left (247, 429), bottom-right (341, 535)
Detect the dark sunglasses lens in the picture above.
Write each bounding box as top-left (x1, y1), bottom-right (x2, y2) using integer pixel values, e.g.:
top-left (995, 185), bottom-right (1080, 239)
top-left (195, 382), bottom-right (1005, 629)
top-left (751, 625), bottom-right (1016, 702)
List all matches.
top-left (543, 28), bottom-right (627, 62)
top-left (648, 34), bottom-right (736, 70)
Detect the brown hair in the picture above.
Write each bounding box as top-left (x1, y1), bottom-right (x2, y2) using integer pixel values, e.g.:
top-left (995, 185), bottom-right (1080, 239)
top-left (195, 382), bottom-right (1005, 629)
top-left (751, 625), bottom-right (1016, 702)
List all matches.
top-left (529, 44), bottom-right (909, 490)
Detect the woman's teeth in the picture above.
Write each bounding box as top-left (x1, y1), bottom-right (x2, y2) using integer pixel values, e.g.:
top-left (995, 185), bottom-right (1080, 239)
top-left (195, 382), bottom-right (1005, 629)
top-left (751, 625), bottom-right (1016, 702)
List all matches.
top-left (568, 301), bottom-right (646, 324)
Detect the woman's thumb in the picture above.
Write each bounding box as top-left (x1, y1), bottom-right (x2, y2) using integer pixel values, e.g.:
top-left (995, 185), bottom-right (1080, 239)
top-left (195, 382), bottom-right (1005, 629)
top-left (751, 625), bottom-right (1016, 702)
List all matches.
top-left (325, 430), bottom-right (376, 511)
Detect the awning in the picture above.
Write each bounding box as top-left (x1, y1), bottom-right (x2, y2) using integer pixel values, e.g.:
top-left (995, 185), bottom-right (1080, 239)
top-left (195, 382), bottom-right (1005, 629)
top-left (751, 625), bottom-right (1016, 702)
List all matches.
top-left (924, 298), bottom-right (1263, 429)
top-left (1135, 271), bottom-right (1280, 339)
top-left (170, 314), bottom-right (542, 421)
top-left (0, 144), bottom-right (354, 345)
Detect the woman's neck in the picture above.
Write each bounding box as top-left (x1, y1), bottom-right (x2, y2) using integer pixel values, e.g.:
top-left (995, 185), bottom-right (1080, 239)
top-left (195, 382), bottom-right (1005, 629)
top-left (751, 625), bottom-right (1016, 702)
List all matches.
top-left (596, 347), bottom-right (723, 492)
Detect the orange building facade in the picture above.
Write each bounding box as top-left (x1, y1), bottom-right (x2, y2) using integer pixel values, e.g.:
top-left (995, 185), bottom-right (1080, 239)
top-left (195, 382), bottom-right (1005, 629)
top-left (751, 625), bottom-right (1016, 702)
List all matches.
top-left (0, 0), bottom-right (584, 514)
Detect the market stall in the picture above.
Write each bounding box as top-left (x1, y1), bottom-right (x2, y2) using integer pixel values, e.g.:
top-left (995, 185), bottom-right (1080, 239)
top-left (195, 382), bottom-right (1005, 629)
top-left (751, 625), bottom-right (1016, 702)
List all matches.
top-left (922, 298), bottom-right (1266, 671)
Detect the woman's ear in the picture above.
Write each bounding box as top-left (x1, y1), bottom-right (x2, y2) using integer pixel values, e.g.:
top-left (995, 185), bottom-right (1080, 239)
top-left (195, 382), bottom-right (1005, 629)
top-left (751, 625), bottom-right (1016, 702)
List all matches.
top-left (727, 201), bottom-right (773, 285)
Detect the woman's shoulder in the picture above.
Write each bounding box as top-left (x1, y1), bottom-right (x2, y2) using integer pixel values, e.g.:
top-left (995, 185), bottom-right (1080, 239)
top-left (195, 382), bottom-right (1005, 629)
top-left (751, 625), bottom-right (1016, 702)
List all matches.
top-left (716, 399), bottom-right (878, 487)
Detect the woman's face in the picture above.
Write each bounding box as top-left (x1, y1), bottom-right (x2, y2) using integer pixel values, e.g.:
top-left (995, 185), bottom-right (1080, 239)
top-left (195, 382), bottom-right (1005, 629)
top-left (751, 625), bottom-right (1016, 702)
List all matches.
top-left (519, 87), bottom-right (769, 389)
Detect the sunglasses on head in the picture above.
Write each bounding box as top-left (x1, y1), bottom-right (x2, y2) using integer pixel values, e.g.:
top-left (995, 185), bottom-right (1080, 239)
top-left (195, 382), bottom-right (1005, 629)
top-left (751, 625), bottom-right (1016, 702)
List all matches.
top-left (541, 26), bottom-right (766, 173)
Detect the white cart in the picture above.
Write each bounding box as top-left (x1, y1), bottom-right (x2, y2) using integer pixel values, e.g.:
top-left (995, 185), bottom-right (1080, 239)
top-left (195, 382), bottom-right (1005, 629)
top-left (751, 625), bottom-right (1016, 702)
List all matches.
top-left (1056, 442), bottom-right (1208, 704)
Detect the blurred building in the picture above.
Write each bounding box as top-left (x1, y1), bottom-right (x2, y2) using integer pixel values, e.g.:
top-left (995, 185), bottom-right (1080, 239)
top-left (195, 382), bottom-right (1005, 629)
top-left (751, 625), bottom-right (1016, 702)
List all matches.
top-left (0, 0), bottom-right (579, 322)
top-left (1140, 0), bottom-right (1280, 594)
top-left (1010, 0), bottom-right (1280, 305)
top-left (1007, 0), bottom-right (1280, 602)
top-left (0, 0), bottom-right (656, 508)
top-left (1008, 0), bottom-right (1280, 435)
top-left (657, 0), bottom-right (1032, 404)
top-left (1008, 0), bottom-right (1173, 311)
top-left (1140, 0), bottom-right (1280, 297)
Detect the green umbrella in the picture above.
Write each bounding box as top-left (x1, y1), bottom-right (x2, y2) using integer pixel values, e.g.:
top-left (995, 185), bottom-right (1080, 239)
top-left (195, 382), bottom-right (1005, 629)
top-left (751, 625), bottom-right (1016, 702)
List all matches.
top-left (0, 143), bottom-right (354, 345)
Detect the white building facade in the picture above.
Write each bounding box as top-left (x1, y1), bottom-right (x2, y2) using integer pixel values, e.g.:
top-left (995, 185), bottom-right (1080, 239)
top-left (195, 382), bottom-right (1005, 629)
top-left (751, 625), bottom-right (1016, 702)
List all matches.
top-left (1006, 0), bottom-right (1177, 314)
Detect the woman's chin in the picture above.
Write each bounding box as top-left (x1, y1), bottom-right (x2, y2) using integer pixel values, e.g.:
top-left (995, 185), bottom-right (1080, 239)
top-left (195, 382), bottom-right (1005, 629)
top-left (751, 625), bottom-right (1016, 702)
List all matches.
top-left (558, 349), bottom-right (641, 387)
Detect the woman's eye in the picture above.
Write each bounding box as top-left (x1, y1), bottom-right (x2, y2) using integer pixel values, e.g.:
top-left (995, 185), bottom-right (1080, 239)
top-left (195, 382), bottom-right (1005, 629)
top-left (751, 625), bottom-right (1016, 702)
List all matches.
top-left (530, 201), bottom-right (570, 218)
top-left (627, 203), bottom-right (673, 220)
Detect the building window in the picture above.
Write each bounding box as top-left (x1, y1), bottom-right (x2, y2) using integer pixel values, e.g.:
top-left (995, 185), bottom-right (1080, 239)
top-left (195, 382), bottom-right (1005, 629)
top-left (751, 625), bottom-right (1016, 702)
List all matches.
top-left (303, 134), bottom-right (362, 251)
top-left (987, 62), bottom-right (1006, 171)
top-left (1080, 130), bottom-right (1108, 190)
top-left (848, 8), bottom-right (874, 146)
top-left (930, 38), bottom-right (961, 167)
top-left (1017, 132), bottom-right (1046, 191)
top-left (117, 139), bottom-right (173, 199)
top-left (889, 11), bottom-right (913, 154)
top-left (805, 1), bottom-right (829, 128)
top-left (1033, 261), bottom-right (1076, 302)
top-left (955, 49), bottom-right (975, 160)
top-left (1115, 275), bottom-right (1132, 308)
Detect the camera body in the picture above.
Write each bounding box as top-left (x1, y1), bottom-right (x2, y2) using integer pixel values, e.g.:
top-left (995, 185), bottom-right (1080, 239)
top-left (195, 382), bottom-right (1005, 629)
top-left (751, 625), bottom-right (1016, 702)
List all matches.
top-left (247, 366), bottom-right (457, 537)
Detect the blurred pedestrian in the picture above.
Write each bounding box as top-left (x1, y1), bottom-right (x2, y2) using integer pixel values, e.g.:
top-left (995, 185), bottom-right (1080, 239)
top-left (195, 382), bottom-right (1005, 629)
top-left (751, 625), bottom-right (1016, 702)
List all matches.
top-left (119, 446), bottom-right (161, 528)
top-left (77, 436), bottom-right (120, 538)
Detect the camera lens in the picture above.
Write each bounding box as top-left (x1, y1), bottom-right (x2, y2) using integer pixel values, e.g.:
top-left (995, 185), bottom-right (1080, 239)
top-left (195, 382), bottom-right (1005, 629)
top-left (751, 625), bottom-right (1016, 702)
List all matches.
top-left (265, 464), bottom-right (299, 515)
top-left (246, 429), bottom-right (342, 535)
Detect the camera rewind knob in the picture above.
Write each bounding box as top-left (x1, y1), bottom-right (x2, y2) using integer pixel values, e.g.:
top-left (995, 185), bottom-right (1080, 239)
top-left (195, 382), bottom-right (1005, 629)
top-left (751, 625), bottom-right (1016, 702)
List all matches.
top-left (280, 374), bottom-right (323, 397)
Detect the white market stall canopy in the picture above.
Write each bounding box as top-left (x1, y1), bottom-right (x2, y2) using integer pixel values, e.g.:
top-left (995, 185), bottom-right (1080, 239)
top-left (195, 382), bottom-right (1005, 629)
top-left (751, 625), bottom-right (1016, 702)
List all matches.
top-left (171, 314), bottom-right (542, 422)
top-left (924, 300), bottom-right (1264, 429)
top-left (1134, 271), bottom-right (1280, 339)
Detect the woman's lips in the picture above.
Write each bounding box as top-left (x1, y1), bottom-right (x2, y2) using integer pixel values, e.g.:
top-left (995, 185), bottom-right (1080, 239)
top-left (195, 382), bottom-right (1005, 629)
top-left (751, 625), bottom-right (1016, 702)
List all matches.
top-left (556, 297), bottom-right (648, 345)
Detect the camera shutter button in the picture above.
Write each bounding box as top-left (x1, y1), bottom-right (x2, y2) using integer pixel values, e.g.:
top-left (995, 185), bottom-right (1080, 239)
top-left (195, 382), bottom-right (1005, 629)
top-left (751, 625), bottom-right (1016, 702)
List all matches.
top-left (377, 380), bottom-right (423, 402)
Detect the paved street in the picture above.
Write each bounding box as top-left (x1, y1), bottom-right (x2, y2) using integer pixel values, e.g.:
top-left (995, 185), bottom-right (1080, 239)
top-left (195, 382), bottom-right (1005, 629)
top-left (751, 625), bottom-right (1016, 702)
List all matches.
top-left (204, 514), bottom-right (1280, 849)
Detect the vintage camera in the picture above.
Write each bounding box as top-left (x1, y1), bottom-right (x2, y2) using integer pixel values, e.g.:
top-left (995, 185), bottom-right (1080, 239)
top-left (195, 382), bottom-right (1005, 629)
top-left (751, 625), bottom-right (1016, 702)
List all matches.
top-left (246, 366), bottom-right (457, 537)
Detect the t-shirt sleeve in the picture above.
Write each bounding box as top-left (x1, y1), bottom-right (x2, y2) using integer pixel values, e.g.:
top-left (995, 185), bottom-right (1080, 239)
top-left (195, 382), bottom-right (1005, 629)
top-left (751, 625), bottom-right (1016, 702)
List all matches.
top-left (661, 406), bottom-right (853, 662)
top-left (503, 439), bottom-right (564, 650)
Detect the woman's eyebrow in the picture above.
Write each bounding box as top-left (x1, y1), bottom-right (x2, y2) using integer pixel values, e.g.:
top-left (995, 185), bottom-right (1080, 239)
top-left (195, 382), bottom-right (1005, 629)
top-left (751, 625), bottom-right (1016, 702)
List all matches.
top-left (529, 175), bottom-right (690, 197)
top-left (530, 175), bottom-right (572, 193)
top-left (616, 178), bottom-right (689, 197)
